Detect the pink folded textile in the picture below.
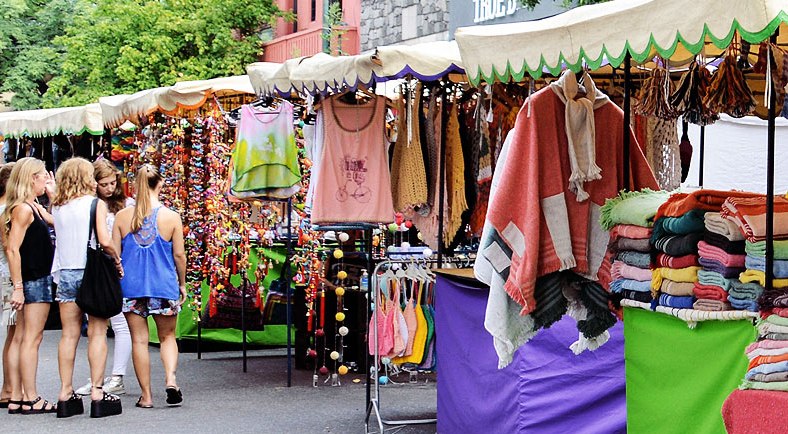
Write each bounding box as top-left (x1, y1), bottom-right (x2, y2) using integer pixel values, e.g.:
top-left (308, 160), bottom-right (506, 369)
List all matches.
top-left (611, 261), bottom-right (652, 281)
top-left (746, 346), bottom-right (788, 360)
top-left (772, 307), bottom-right (788, 318)
top-left (720, 196), bottom-right (788, 242)
top-left (610, 224), bottom-right (653, 240)
top-left (660, 279), bottom-right (696, 296)
top-left (746, 339), bottom-right (788, 353)
top-left (693, 283), bottom-right (729, 301)
top-left (693, 299), bottom-right (731, 311)
top-left (697, 240), bottom-right (746, 267)
top-left (656, 253), bottom-right (700, 269)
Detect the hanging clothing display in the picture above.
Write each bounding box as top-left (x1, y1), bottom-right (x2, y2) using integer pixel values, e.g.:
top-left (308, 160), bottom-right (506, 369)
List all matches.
top-left (645, 117), bottom-right (682, 191)
top-left (230, 101), bottom-right (301, 199)
top-left (409, 89), bottom-right (443, 250)
top-left (444, 101), bottom-right (469, 246)
top-left (475, 70), bottom-right (659, 367)
top-left (304, 110), bottom-right (324, 212)
top-left (390, 82), bottom-right (428, 211)
top-left (311, 95), bottom-right (395, 224)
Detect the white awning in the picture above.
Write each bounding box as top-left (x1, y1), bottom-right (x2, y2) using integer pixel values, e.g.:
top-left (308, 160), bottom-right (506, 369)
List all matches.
top-left (455, 0), bottom-right (788, 84)
top-left (247, 58), bottom-right (304, 96)
top-left (0, 103), bottom-right (104, 138)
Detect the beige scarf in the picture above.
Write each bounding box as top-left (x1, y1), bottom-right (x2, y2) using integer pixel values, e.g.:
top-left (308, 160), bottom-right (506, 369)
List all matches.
top-left (549, 70), bottom-right (610, 201)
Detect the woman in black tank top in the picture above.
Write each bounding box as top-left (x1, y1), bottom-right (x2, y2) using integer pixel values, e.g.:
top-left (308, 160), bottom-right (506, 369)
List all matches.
top-left (1, 157), bottom-right (56, 414)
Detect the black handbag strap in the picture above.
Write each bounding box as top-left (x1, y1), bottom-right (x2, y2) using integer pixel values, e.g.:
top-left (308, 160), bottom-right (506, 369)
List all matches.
top-left (87, 197), bottom-right (99, 250)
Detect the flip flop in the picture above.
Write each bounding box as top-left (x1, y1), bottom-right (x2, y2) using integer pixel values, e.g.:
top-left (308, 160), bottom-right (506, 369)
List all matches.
top-left (135, 397), bottom-right (153, 408)
top-left (165, 387), bottom-right (182, 407)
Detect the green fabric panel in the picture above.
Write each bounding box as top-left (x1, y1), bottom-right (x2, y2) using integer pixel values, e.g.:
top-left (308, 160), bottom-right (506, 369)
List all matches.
top-left (624, 307), bottom-right (756, 434)
top-left (149, 246), bottom-right (294, 345)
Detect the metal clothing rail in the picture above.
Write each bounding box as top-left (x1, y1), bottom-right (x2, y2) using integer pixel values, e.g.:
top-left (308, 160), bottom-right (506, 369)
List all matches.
top-left (365, 257), bottom-right (437, 434)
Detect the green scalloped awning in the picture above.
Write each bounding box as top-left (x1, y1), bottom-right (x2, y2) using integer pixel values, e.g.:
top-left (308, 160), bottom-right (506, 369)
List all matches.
top-left (0, 103), bottom-right (104, 138)
top-left (455, 0), bottom-right (788, 84)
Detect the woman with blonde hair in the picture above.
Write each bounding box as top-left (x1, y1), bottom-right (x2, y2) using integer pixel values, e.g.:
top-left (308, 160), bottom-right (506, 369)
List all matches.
top-left (75, 159), bottom-right (133, 397)
top-left (113, 164), bottom-right (186, 408)
top-left (2, 157), bottom-right (56, 414)
top-left (0, 162), bottom-right (18, 410)
top-left (50, 157), bottom-right (123, 418)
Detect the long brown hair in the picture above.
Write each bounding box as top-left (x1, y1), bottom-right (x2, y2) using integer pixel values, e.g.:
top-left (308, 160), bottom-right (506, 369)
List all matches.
top-left (52, 158), bottom-right (95, 207)
top-left (0, 162), bottom-right (15, 198)
top-left (131, 164), bottom-right (163, 233)
top-left (93, 159), bottom-right (127, 214)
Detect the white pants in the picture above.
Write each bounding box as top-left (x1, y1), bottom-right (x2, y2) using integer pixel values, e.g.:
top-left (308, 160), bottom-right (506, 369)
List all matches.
top-left (109, 312), bottom-right (131, 376)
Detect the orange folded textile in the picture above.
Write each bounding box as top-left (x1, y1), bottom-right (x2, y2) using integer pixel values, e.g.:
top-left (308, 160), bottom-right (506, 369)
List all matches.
top-left (748, 352), bottom-right (788, 370)
top-left (720, 196), bottom-right (788, 242)
top-left (655, 190), bottom-right (760, 221)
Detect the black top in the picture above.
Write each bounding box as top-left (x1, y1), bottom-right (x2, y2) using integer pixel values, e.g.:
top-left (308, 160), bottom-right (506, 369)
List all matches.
top-left (18, 203), bottom-right (54, 282)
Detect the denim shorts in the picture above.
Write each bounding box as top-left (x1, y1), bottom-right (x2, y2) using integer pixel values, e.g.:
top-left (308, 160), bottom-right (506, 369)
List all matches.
top-left (123, 297), bottom-right (181, 318)
top-left (23, 275), bottom-right (53, 304)
top-left (56, 269), bottom-right (84, 303)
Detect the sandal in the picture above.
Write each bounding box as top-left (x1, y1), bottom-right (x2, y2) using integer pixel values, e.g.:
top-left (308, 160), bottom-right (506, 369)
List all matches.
top-left (135, 396), bottom-right (153, 408)
top-left (21, 396), bottom-right (57, 414)
top-left (7, 400), bottom-right (28, 415)
top-left (90, 390), bottom-right (122, 418)
top-left (165, 386), bottom-right (183, 407)
top-left (0, 398), bottom-right (10, 408)
top-left (56, 392), bottom-right (84, 418)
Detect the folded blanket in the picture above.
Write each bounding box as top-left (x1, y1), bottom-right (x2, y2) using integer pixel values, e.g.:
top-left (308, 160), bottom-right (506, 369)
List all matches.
top-left (720, 196), bottom-right (788, 242)
top-left (610, 261), bottom-right (652, 281)
top-left (704, 211), bottom-right (745, 241)
top-left (762, 332), bottom-right (788, 340)
top-left (658, 293), bottom-right (695, 309)
top-left (747, 346), bottom-right (788, 360)
top-left (728, 280), bottom-right (764, 300)
top-left (740, 270), bottom-right (788, 288)
top-left (772, 307), bottom-right (788, 317)
top-left (729, 296), bottom-right (759, 311)
top-left (745, 360), bottom-right (788, 379)
top-left (610, 224), bottom-right (653, 240)
top-left (746, 339), bottom-right (788, 352)
top-left (651, 266), bottom-right (701, 291)
top-left (610, 236), bottom-right (651, 253)
top-left (693, 283), bottom-right (729, 301)
top-left (654, 233), bottom-right (703, 257)
top-left (748, 372), bottom-right (788, 383)
top-left (660, 279), bottom-right (696, 297)
top-left (748, 353), bottom-right (788, 370)
top-left (600, 189), bottom-right (670, 230)
top-left (746, 239), bottom-right (788, 259)
top-left (621, 289), bottom-right (653, 303)
top-left (704, 232), bottom-right (746, 254)
top-left (758, 288), bottom-right (788, 311)
top-left (693, 299), bottom-right (731, 311)
top-left (616, 251), bottom-right (651, 268)
top-left (698, 257), bottom-right (745, 278)
top-left (740, 380), bottom-right (788, 391)
top-left (656, 190), bottom-right (759, 221)
top-left (656, 253), bottom-right (699, 269)
top-left (650, 209), bottom-right (707, 244)
top-left (609, 278), bottom-right (652, 293)
top-left (698, 270), bottom-right (734, 291)
top-left (764, 314), bottom-right (788, 327)
top-left (698, 240), bottom-right (746, 267)
top-left (758, 321), bottom-right (788, 336)
top-left (745, 255), bottom-right (788, 279)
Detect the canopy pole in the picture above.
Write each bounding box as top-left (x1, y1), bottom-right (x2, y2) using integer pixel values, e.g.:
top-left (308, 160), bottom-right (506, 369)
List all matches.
top-left (623, 55), bottom-right (632, 190)
top-left (766, 34), bottom-right (778, 292)
top-left (699, 126), bottom-right (706, 187)
top-left (437, 83), bottom-right (448, 268)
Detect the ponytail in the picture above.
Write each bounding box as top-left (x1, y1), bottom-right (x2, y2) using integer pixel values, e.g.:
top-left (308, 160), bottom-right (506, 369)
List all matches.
top-left (130, 164), bottom-right (162, 233)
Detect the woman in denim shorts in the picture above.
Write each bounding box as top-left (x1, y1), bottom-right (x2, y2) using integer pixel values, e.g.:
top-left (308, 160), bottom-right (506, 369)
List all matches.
top-left (2, 157), bottom-right (56, 414)
top-left (50, 158), bottom-right (123, 418)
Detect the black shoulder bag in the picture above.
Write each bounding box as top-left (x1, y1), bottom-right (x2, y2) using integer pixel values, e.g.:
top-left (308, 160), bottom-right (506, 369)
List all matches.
top-left (76, 198), bottom-right (123, 318)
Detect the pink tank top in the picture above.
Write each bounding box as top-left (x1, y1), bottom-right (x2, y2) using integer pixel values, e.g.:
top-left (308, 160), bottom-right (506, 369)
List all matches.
top-left (312, 95), bottom-right (395, 224)
top-left (368, 278), bottom-right (394, 356)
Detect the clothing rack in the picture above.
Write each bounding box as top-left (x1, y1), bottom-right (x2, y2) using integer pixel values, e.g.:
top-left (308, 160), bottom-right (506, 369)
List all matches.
top-left (196, 197), bottom-right (296, 387)
top-left (365, 256), bottom-right (437, 434)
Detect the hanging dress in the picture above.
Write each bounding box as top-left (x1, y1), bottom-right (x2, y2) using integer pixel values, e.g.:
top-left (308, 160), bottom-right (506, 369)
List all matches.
top-left (368, 277), bottom-right (394, 356)
top-left (395, 281), bottom-right (429, 365)
top-left (230, 102), bottom-right (301, 199)
top-left (312, 95), bottom-right (395, 224)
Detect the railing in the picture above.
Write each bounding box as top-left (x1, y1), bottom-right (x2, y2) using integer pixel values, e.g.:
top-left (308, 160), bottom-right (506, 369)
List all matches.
top-left (261, 26), bottom-right (360, 63)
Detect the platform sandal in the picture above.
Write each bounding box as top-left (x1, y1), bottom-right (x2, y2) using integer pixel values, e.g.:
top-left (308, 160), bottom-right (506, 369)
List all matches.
top-left (20, 396), bottom-right (57, 414)
top-left (7, 400), bottom-right (28, 415)
top-left (90, 389), bottom-right (122, 418)
top-left (56, 392), bottom-right (84, 418)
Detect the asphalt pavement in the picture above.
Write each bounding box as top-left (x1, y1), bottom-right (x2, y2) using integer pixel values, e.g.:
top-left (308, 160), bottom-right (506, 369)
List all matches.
top-left (0, 329), bottom-right (437, 433)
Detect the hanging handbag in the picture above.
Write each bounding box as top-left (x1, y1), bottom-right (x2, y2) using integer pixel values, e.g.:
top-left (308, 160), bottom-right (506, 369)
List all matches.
top-left (76, 198), bottom-right (123, 318)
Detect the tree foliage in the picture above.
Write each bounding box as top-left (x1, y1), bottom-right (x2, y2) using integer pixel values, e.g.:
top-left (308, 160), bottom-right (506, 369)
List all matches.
top-left (519, 0), bottom-right (610, 10)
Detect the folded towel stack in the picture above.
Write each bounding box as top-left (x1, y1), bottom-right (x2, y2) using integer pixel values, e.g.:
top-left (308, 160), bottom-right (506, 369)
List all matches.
top-left (740, 313), bottom-right (788, 391)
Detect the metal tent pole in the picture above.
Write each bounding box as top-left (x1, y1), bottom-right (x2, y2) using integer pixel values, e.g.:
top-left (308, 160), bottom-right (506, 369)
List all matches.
top-left (623, 55), bottom-right (632, 189)
top-left (437, 84), bottom-right (448, 268)
top-left (286, 197), bottom-right (293, 387)
top-left (699, 126), bottom-right (706, 187)
top-left (241, 243), bottom-right (247, 373)
top-left (766, 35), bottom-right (778, 292)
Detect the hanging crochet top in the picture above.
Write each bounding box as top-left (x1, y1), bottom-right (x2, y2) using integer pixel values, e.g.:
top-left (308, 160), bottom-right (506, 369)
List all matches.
top-left (311, 95), bottom-right (395, 224)
top-left (231, 102), bottom-right (301, 197)
top-left (120, 207), bottom-right (179, 300)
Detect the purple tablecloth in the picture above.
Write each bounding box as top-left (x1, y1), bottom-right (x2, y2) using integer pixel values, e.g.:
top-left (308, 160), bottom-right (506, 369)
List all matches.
top-left (436, 274), bottom-right (626, 433)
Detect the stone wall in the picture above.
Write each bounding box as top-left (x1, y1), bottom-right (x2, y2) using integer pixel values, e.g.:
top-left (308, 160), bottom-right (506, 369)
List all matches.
top-left (360, 0), bottom-right (449, 51)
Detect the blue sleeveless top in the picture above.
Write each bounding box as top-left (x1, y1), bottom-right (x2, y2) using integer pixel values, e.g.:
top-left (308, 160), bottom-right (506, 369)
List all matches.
top-left (120, 207), bottom-right (180, 300)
